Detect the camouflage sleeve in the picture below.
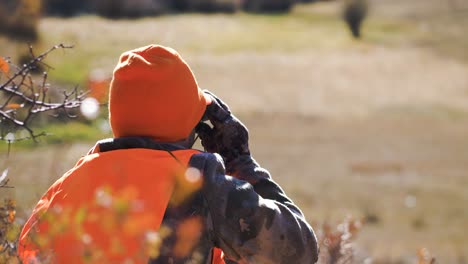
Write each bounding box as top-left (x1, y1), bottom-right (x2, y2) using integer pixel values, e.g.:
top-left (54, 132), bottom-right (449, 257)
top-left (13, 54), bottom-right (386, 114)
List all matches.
top-left (189, 153), bottom-right (319, 264)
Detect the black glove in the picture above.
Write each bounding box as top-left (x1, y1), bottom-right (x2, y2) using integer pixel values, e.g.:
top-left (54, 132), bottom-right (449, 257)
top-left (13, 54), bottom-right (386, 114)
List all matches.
top-left (196, 91), bottom-right (250, 167)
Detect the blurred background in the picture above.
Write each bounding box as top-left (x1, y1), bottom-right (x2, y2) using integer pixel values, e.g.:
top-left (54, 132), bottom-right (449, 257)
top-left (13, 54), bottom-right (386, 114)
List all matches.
top-left (1, 0), bottom-right (467, 263)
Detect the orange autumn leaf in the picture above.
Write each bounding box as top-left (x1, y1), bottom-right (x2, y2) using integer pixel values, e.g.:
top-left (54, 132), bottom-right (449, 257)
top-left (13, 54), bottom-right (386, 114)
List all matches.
top-left (88, 78), bottom-right (110, 103)
top-left (170, 167), bottom-right (203, 206)
top-left (8, 210), bottom-right (16, 223)
top-left (0, 57), bottom-right (9, 74)
top-left (174, 216), bottom-right (203, 257)
top-left (6, 103), bottom-right (22, 109)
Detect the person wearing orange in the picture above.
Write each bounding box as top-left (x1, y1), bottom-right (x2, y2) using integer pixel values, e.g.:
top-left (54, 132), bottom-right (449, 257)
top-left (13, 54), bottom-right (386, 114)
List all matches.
top-left (18, 45), bottom-right (318, 263)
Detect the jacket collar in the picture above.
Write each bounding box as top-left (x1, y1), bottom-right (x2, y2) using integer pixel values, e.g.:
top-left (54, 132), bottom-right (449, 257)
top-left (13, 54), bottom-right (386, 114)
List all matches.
top-left (87, 137), bottom-right (188, 154)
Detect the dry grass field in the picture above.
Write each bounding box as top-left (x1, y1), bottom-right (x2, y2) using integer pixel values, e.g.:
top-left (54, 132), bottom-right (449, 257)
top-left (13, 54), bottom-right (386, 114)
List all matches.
top-left (1, 0), bottom-right (467, 263)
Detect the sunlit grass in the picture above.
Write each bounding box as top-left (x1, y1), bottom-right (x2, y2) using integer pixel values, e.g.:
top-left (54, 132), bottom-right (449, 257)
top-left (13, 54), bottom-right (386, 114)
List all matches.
top-left (0, 120), bottom-right (111, 152)
top-left (0, 2), bottom-right (462, 89)
top-left (41, 120), bottom-right (111, 143)
top-left (0, 2), bottom-right (465, 88)
top-left (24, 5), bottom-right (418, 86)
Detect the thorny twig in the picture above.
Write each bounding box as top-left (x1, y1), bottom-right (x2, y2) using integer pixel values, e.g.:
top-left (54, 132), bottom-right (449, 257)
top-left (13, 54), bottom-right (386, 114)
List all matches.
top-left (318, 217), bottom-right (362, 264)
top-left (0, 44), bottom-right (86, 142)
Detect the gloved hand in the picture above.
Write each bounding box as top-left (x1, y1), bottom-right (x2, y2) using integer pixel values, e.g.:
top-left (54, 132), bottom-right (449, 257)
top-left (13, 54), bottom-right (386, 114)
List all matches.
top-left (196, 90), bottom-right (250, 167)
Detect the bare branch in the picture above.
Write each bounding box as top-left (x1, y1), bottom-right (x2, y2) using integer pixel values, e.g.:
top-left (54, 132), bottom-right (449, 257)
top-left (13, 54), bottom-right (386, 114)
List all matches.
top-left (1, 44), bottom-right (72, 90)
top-left (0, 44), bottom-right (83, 142)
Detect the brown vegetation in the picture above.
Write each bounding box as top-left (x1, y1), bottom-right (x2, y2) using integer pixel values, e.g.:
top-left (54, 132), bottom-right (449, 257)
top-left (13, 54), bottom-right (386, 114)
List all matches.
top-left (0, 0), bottom-right (41, 41)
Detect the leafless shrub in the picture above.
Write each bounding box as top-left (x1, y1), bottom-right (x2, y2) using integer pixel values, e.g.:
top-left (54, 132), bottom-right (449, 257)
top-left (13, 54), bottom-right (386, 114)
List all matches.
top-left (318, 216), bottom-right (362, 264)
top-left (0, 44), bottom-right (87, 262)
top-left (418, 247), bottom-right (436, 264)
top-left (0, 44), bottom-right (86, 143)
top-left (0, 199), bottom-right (20, 263)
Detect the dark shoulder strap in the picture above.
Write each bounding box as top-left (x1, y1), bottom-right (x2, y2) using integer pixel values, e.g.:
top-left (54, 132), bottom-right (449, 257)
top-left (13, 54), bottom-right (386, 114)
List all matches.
top-left (97, 137), bottom-right (186, 152)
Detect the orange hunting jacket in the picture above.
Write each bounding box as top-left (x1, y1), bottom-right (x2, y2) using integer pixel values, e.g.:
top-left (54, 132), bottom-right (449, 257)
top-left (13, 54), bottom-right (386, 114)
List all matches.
top-left (18, 137), bottom-right (318, 264)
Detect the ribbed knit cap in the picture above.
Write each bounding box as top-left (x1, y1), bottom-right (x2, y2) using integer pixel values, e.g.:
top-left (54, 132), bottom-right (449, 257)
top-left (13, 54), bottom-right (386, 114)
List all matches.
top-left (109, 45), bottom-right (209, 141)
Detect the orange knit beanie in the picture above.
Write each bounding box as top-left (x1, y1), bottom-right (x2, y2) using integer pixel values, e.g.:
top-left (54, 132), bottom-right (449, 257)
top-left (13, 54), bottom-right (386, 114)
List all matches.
top-left (109, 45), bottom-right (209, 142)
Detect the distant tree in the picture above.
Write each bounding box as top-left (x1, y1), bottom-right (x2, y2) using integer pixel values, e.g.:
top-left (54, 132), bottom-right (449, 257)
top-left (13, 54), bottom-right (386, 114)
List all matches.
top-left (173, 0), bottom-right (242, 13)
top-left (94, 0), bottom-right (172, 18)
top-left (42, 0), bottom-right (92, 17)
top-left (0, 0), bottom-right (41, 42)
top-left (342, 0), bottom-right (368, 39)
top-left (243, 0), bottom-right (296, 13)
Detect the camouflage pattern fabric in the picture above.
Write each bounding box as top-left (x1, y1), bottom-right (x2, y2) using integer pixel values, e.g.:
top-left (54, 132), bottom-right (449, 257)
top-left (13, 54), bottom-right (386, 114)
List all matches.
top-left (196, 91), bottom-right (250, 170)
top-left (189, 152), bottom-right (319, 263)
top-left (96, 137), bottom-right (318, 264)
